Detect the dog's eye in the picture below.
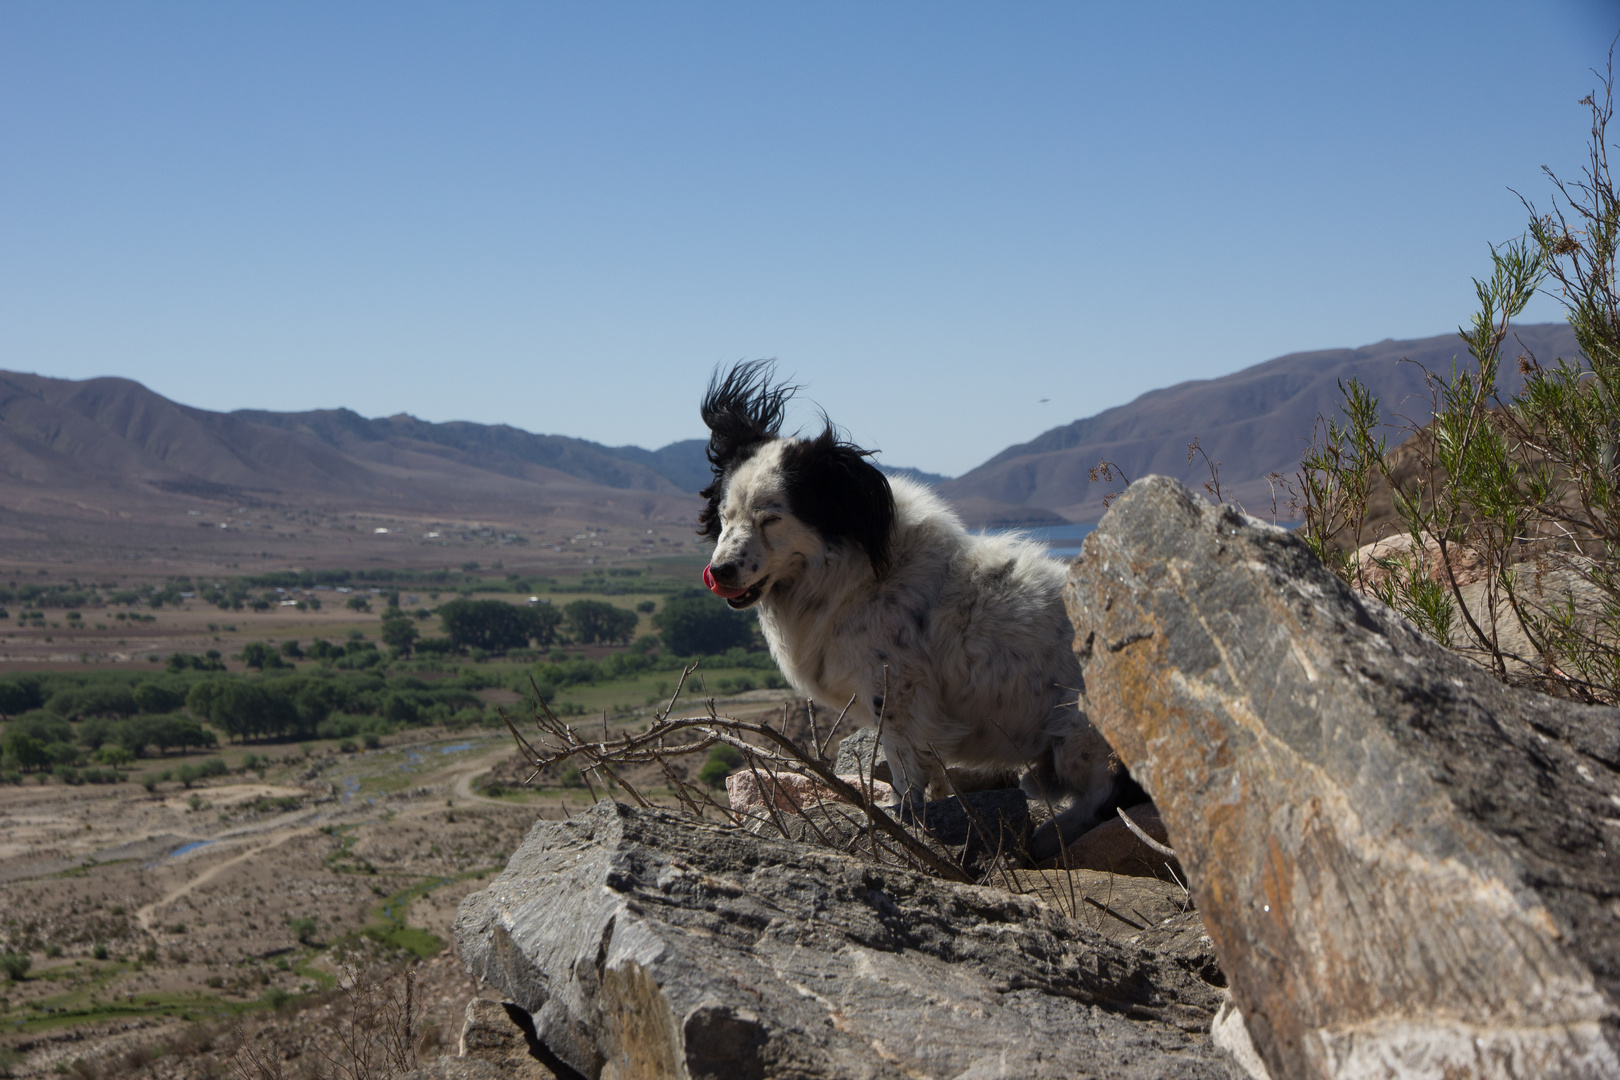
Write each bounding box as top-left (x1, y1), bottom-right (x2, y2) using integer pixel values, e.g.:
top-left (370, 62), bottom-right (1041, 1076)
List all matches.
top-left (759, 514), bottom-right (781, 528)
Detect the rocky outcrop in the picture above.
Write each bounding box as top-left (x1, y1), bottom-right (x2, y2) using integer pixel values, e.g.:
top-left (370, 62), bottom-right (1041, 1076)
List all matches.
top-left (455, 800), bottom-right (1244, 1079)
top-left (1064, 476), bottom-right (1620, 1079)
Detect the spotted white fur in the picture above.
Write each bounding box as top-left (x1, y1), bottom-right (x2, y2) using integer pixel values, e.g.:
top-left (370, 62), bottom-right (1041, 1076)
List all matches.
top-left (706, 439), bottom-right (1124, 857)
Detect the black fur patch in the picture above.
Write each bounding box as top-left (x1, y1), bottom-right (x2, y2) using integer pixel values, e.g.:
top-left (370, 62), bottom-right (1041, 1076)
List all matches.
top-left (697, 361), bottom-right (797, 540)
top-left (778, 427), bottom-right (896, 576)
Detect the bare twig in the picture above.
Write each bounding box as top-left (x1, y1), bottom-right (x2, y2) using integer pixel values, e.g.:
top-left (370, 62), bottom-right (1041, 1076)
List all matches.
top-left (1117, 807), bottom-right (1177, 859)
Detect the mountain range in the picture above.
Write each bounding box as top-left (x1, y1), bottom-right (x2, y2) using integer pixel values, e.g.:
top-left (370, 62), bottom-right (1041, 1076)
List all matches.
top-left (0, 322), bottom-right (1582, 544)
top-left (938, 322), bottom-right (1581, 523)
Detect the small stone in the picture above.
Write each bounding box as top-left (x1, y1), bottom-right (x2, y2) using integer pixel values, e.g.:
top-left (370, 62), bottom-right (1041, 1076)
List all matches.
top-left (724, 769), bottom-right (893, 821)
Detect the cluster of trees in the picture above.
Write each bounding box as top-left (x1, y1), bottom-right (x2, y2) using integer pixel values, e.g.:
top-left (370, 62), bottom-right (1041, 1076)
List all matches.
top-left (0, 581), bottom-right (774, 775)
top-left (0, 664), bottom-right (502, 775)
top-left (560, 600), bottom-right (638, 645)
top-left (430, 592), bottom-right (746, 657)
top-left (79, 714), bottom-right (215, 756)
top-left (0, 581), bottom-right (99, 609)
top-left (0, 674), bottom-right (192, 721)
top-left (1, 709), bottom-right (214, 771)
top-left (185, 672), bottom-right (484, 742)
top-left (652, 592), bottom-right (754, 655)
top-left (435, 599), bottom-right (562, 654)
top-left (167, 651), bottom-right (227, 673)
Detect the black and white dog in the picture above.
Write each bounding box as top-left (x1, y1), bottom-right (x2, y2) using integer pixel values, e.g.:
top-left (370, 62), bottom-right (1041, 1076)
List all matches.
top-left (697, 361), bottom-right (1137, 859)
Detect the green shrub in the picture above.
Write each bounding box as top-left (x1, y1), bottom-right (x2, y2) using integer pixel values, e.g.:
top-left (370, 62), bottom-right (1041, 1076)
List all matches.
top-left (0, 953), bottom-right (29, 981)
top-left (1297, 72), bottom-right (1620, 701)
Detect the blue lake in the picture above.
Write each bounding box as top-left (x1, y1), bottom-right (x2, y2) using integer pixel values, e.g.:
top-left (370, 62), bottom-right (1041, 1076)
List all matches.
top-left (974, 522), bottom-right (1097, 561)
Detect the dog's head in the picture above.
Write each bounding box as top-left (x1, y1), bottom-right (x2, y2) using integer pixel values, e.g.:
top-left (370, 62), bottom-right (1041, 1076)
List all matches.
top-left (698, 362), bottom-right (894, 609)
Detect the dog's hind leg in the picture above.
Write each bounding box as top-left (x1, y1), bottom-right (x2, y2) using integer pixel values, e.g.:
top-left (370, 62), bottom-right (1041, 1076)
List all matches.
top-left (1026, 722), bottom-right (1120, 862)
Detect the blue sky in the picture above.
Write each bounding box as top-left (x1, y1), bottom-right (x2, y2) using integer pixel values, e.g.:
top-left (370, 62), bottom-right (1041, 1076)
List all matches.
top-left (1, 2), bottom-right (1613, 476)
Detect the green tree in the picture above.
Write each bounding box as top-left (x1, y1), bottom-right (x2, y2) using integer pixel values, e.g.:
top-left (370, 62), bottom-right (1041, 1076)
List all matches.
top-left (239, 642), bottom-right (287, 670)
top-left (6, 712), bottom-right (72, 746)
top-left (132, 681), bottom-right (187, 714)
top-left (380, 616), bottom-right (419, 655)
top-left (46, 686), bottom-right (136, 719)
top-left (1, 731), bottom-right (50, 772)
top-left (438, 599), bottom-right (558, 654)
top-left (653, 592), bottom-right (754, 656)
top-left (526, 603), bottom-right (563, 647)
top-left (306, 638), bottom-right (343, 662)
top-left (196, 681), bottom-right (300, 742)
top-left (0, 676), bottom-right (43, 718)
top-left (563, 600), bottom-right (639, 645)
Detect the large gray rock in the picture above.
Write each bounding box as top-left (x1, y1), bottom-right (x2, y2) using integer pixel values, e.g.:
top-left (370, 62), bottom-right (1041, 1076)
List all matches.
top-left (1065, 476), bottom-right (1620, 1079)
top-left (456, 799), bottom-right (1244, 1079)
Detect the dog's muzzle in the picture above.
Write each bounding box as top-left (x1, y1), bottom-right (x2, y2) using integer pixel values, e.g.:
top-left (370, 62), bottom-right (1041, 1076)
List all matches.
top-left (703, 565), bottom-right (765, 609)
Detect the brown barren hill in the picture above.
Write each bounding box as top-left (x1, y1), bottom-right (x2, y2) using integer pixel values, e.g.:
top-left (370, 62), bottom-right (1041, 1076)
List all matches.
top-left (0, 370), bottom-right (706, 567)
top-left (940, 322), bottom-right (1580, 524)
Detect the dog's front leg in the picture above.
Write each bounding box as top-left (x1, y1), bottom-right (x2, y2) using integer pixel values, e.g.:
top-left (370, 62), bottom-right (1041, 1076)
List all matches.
top-left (879, 733), bottom-right (929, 824)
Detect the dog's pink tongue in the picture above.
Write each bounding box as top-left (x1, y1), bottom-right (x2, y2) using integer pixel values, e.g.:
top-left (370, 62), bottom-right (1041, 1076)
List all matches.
top-left (703, 564), bottom-right (749, 600)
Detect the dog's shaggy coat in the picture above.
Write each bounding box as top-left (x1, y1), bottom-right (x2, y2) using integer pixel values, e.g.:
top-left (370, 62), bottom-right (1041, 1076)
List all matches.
top-left (698, 363), bottom-right (1133, 857)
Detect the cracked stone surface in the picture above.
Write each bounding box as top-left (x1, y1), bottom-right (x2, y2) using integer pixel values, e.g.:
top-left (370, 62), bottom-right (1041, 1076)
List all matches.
top-left (455, 800), bottom-right (1244, 1079)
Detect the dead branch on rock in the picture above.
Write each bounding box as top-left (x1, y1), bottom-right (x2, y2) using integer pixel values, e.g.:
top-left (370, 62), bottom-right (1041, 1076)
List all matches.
top-left (501, 663), bottom-right (974, 883)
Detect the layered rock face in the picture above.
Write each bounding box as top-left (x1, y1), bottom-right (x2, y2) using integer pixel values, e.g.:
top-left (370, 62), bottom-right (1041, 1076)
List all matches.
top-left (455, 800), bottom-right (1242, 1079)
top-left (1064, 477), bottom-right (1620, 1079)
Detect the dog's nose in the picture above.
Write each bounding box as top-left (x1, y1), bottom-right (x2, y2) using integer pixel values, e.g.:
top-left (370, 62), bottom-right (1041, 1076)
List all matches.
top-left (709, 561), bottom-right (740, 586)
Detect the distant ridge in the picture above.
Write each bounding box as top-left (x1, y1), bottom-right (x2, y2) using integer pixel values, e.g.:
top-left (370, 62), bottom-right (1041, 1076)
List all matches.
top-left (0, 371), bottom-right (708, 529)
top-left (877, 464), bottom-right (951, 487)
top-left (941, 323), bottom-right (1581, 524)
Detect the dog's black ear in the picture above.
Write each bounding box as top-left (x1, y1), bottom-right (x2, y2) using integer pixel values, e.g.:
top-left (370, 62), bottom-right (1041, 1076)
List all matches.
top-left (780, 426), bottom-right (895, 576)
top-left (697, 361), bottom-right (797, 540)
